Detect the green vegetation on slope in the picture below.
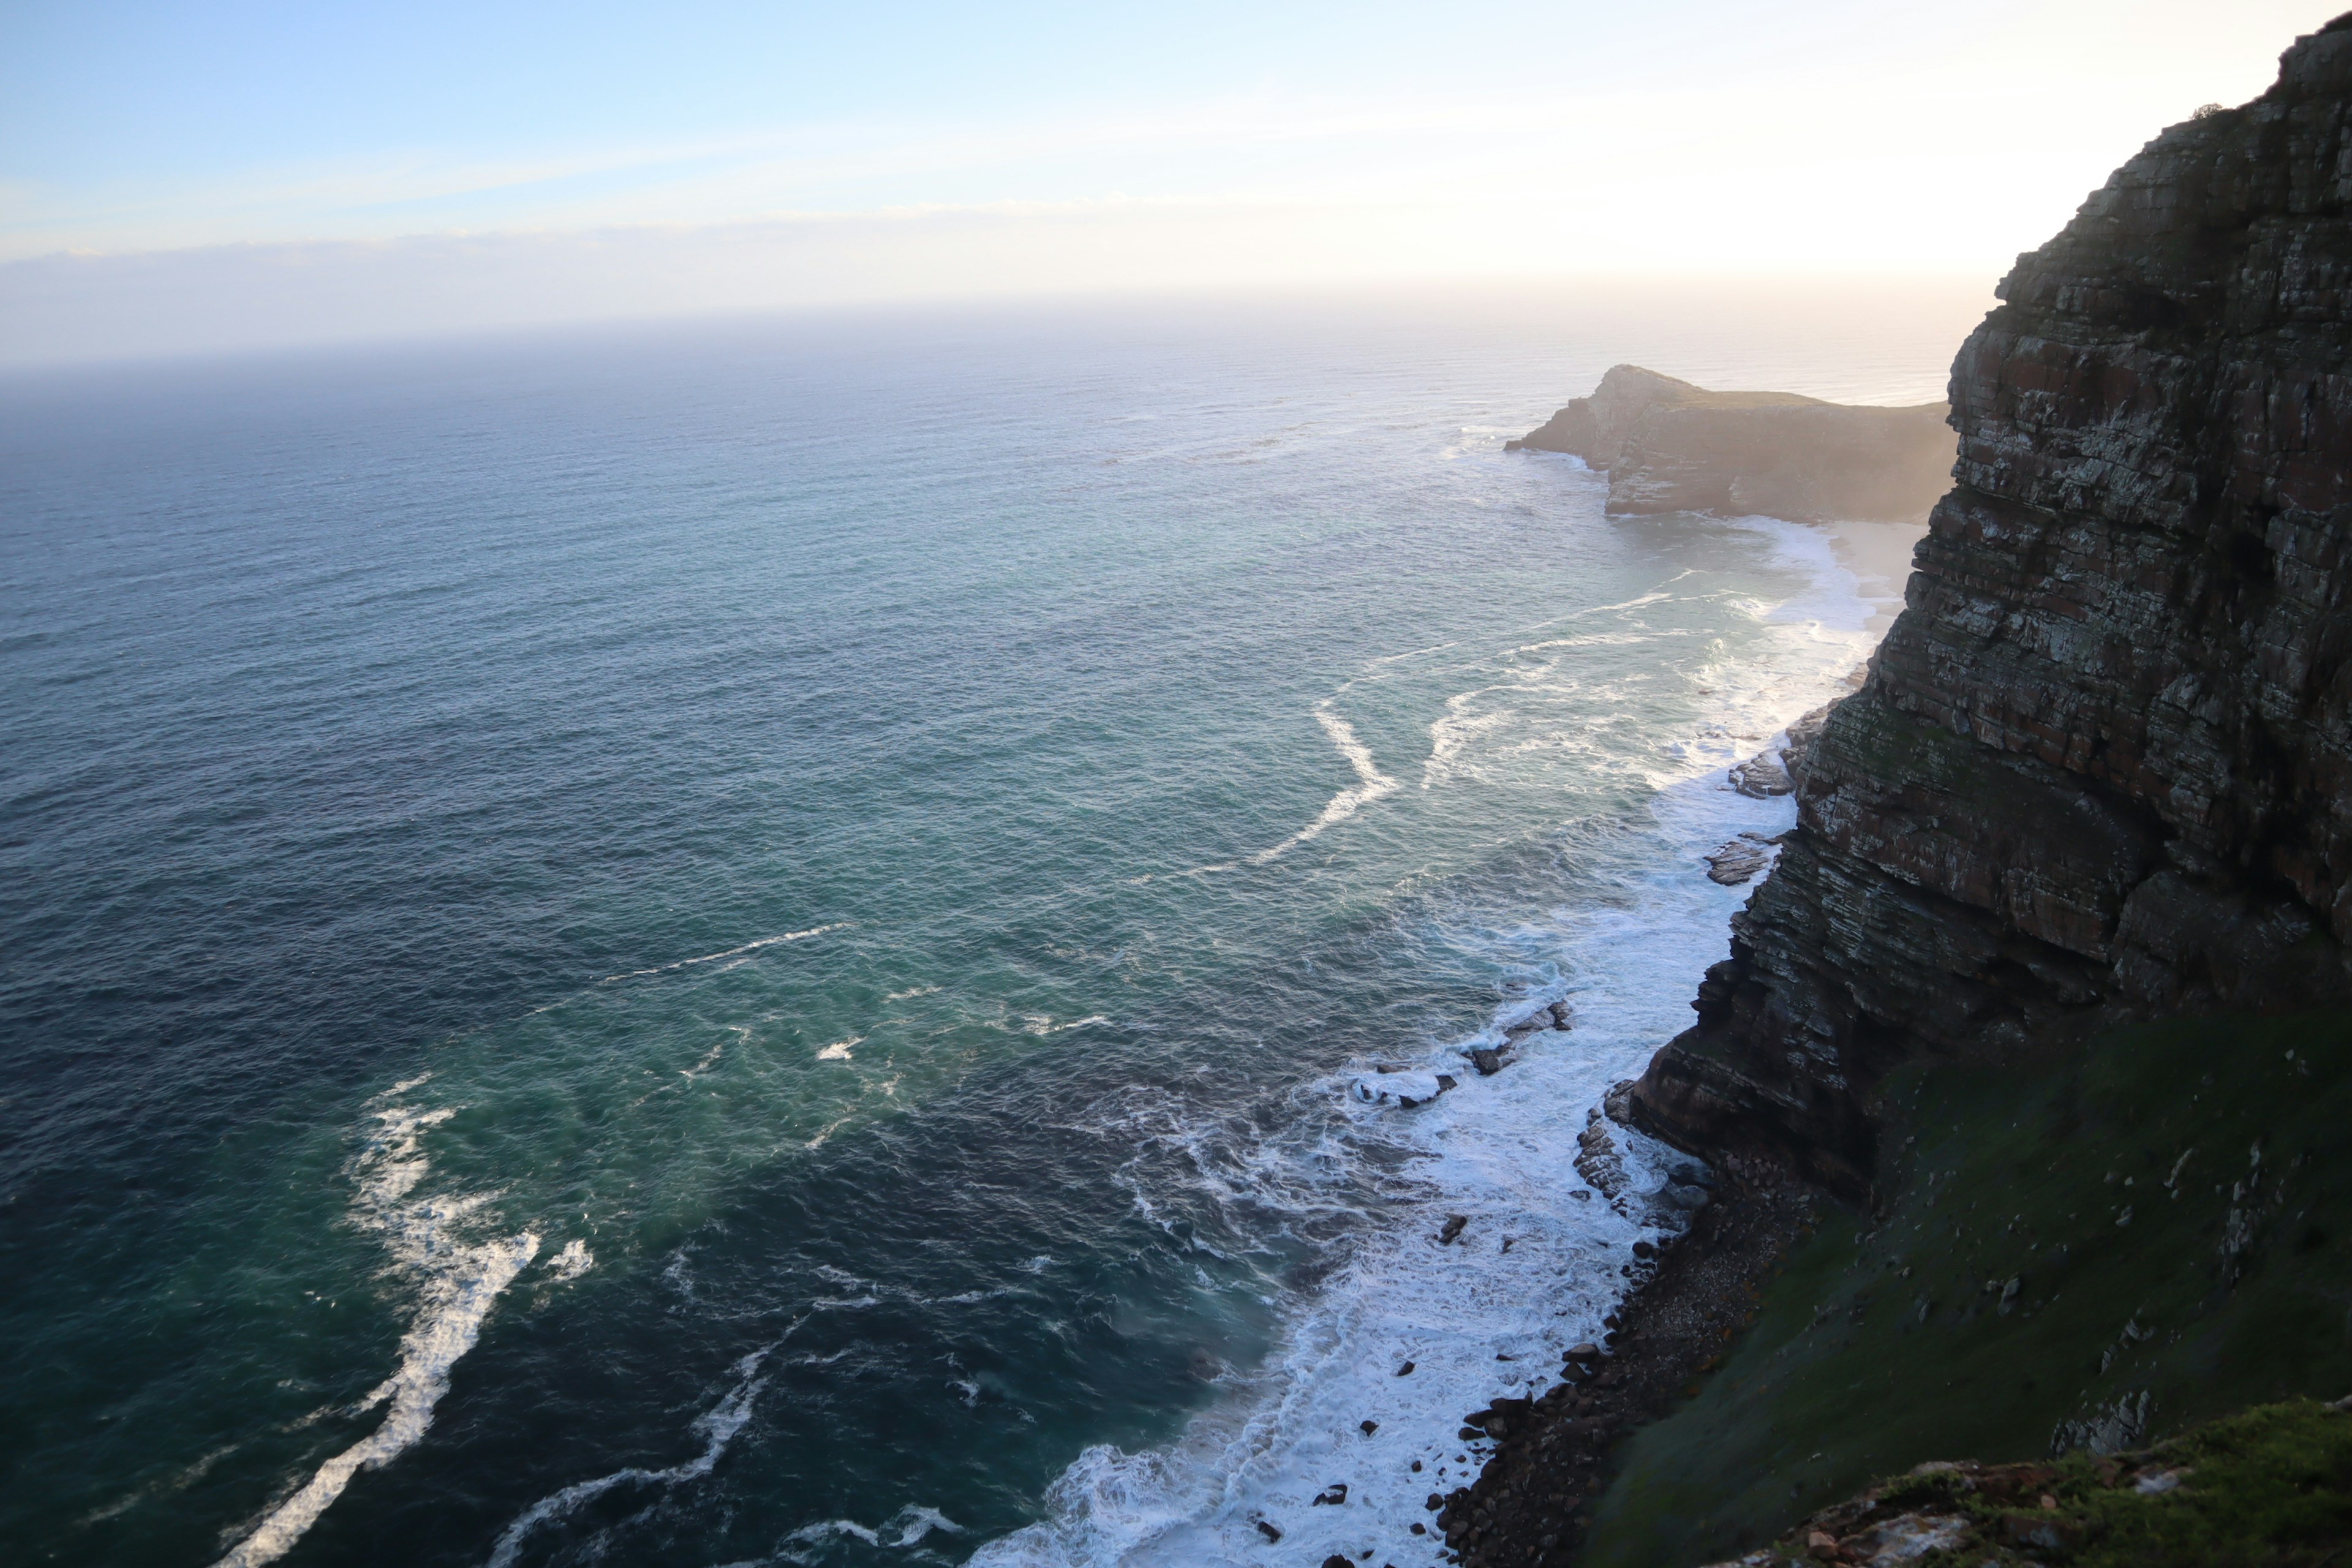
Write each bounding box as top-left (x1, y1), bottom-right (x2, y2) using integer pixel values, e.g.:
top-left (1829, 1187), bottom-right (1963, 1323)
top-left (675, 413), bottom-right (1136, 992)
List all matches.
top-left (1583, 1012), bottom-right (2352, 1567)
top-left (1749, 1397), bottom-right (2352, 1567)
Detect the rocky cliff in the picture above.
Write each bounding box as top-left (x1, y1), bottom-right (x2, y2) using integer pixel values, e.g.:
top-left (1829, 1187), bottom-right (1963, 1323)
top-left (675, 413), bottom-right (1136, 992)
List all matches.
top-left (1632, 15), bottom-right (2352, 1199)
top-left (1507, 365), bottom-right (1954, 525)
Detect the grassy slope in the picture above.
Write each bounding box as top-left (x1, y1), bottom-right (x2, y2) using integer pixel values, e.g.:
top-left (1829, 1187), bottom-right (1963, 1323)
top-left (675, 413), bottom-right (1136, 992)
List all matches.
top-left (1755, 1398), bottom-right (2352, 1567)
top-left (1582, 1012), bottom-right (2352, 1567)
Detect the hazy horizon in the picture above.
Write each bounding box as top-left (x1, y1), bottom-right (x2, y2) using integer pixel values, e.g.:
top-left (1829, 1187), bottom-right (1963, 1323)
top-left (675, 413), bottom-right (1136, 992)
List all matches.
top-left (4, 0), bottom-right (2342, 366)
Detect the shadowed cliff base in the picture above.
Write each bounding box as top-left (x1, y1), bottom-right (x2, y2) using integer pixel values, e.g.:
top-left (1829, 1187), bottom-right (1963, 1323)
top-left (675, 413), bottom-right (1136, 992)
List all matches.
top-left (1444, 1011), bottom-right (2352, 1567)
top-left (1591, 1011), bottom-right (2352, 1566)
top-left (1506, 366), bottom-right (1956, 526)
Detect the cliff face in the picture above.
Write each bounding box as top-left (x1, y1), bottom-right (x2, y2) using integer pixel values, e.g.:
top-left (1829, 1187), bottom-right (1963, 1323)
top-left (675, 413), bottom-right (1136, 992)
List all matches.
top-left (1508, 365), bottom-right (1954, 525)
top-left (1634, 17), bottom-right (2352, 1198)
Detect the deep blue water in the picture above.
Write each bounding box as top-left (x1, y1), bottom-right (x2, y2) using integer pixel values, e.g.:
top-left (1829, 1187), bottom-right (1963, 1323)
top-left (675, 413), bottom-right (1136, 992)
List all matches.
top-left (0, 290), bottom-right (1964, 1568)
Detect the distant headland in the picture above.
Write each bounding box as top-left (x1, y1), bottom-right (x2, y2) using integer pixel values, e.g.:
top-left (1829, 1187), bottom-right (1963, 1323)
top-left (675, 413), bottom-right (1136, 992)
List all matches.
top-left (1507, 364), bottom-right (1955, 527)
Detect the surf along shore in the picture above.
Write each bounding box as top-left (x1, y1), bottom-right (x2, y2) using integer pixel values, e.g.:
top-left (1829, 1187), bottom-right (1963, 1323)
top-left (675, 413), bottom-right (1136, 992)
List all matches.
top-left (1404, 369), bottom-right (1954, 1567)
top-left (1459, 18), bottom-right (2352, 1566)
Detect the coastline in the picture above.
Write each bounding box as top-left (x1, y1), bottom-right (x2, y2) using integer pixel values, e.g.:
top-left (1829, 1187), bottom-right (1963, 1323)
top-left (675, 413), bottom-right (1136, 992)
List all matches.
top-left (970, 491), bottom-right (1911, 1567)
top-left (1424, 505), bottom-right (1925, 1568)
top-left (1439, 1155), bottom-right (1819, 1567)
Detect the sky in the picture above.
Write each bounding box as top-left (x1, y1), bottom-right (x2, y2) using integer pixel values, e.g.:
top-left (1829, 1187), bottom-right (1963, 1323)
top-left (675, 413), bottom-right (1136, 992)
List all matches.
top-left (1, 0), bottom-right (2343, 364)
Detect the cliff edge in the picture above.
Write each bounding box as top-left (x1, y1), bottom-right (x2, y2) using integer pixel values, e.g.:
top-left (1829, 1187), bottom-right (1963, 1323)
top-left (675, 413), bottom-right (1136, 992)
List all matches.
top-left (1507, 365), bottom-right (1955, 525)
top-left (1633, 15), bottom-right (2352, 1197)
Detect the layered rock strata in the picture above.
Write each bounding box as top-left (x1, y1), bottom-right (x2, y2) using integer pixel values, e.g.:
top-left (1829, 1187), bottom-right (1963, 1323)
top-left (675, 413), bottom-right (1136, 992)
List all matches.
top-left (1507, 365), bottom-right (1954, 524)
top-left (1634, 16), bottom-right (2352, 1199)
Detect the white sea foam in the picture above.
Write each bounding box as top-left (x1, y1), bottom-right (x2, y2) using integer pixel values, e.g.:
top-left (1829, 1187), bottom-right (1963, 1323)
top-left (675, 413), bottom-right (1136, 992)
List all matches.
top-left (1028, 1014), bottom-right (1111, 1035)
top-left (486, 1350), bottom-right (771, 1568)
top-left (1420, 688), bottom-right (1513, 790)
top-left (543, 1239), bottom-right (594, 1282)
top-left (968, 520), bottom-right (1889, 1568)
top-left (772, 1503), bottom-right (969, 1562)
top-left (816, 1036), bottom-right (862, 1061)
top-left (214, 1085), bottom-right (545, 1568)
top-left (598, 923), bottom-right (851, 984)
top-left (1253, 705), bottom-right (1401, 863)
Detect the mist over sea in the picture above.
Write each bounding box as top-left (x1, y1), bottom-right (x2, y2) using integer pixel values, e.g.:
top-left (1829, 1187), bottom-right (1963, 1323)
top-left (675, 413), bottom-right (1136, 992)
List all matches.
top-left (0, 284), bottom-right (1977, 1567)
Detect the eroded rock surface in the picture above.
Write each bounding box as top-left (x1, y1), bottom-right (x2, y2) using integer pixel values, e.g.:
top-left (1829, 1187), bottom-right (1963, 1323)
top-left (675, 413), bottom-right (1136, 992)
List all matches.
top-left (1634, 17), bottom-right (2352, 1198)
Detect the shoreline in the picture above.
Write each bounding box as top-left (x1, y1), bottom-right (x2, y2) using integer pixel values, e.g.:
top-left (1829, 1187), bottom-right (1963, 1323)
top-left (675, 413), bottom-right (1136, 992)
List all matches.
top-left (969, 496), bottom-right (1900, 1567)
top-left (1437, 1150), bottom-right (1820, 1567)
top-left (1431, 508), bottom-right (1922, 1568)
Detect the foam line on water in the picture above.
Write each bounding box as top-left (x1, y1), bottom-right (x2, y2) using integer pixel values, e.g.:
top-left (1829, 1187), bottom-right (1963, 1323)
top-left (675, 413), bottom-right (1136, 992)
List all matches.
top-left (484, 1351), bottom-right (772, 1568)
top-left (1252, 704), bottom-right (1401, 863)
top-left (598, 923), bottom-right (852, 984)
top-left (970, 806), bottom-right (1756, 1567)
top-left (968, 519), bottom-right (1887, 1568)
top-left (214, 1084), bottom-right (548, 1568)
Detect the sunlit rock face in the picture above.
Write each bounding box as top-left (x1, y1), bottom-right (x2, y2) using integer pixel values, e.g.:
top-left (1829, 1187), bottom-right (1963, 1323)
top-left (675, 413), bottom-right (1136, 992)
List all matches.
top-left (1634, 15), bottom-right (2352, 1197)
top-left (1508, 363), bottom-right (1954, 524)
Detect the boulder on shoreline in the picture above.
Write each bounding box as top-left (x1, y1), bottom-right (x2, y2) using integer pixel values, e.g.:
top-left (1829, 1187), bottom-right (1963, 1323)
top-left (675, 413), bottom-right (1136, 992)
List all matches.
top-left (1348, 1069), bottom-right (1452, 1107)
top-left (1703, 836), bottom-right (1773, 886)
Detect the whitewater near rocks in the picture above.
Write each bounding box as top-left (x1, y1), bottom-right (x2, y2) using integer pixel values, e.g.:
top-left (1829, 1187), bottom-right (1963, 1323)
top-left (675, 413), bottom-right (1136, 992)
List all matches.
top-left (0, 292), bottom-right (1963, 1567)
top-left (970, 520), bottom-right (1897, 1568)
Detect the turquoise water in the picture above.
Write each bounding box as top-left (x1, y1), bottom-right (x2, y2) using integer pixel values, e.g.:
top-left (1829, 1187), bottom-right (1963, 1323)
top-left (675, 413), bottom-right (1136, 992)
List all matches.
top-left (0, 290), bottom-right (1962, 1567)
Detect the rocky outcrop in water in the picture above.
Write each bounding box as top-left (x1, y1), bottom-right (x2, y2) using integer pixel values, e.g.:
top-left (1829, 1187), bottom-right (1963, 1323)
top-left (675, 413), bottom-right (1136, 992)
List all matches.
top-left (1507, 365), bottom-right (1954, 525)
top-left (1632, 15), bottom-right (2352, 1198)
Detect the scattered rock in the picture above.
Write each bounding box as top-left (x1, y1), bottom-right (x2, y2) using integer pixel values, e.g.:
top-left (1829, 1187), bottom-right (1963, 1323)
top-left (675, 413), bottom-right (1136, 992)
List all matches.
top-left (1703, 838), bottom-right (1773, 886)
top-left (1360, 1419), bottom-right (1378, 1436)
top-left (1437, 1215), bottom-right (1468, 1245)
top-left (1729, 749), bottom-right (1794, 797)
top-left (1501, 1008), bottom-right (1553, 1038)
top-left (1312, 1483), bottom-right (1348, 1506)
top-left (1445, 1166), bottom-right (1820, 1568)
top-left (1469, 1047), bottom-right (1505, 1076)
top-left (2052, 1389), bottom-right (2152, 1457)
top-left (1321, 1556), bottom-right (1352, 1568)
top-left (1350, 1071), bottom-right (1450, 1108)
top-left (1254, 1519), bottom-right (1281, 1543)
top-left (1632, 1240), bottom-right (1658, 1260)
top-left (1999, 1513), bottom-right (2081, 1553)
top-left (1395, 1360), bottom-right (1415, 1376)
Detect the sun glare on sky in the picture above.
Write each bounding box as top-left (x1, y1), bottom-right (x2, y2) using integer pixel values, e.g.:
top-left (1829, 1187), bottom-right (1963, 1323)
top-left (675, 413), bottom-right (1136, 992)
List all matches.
top-left (1, 0), bottom-right (2341, 363)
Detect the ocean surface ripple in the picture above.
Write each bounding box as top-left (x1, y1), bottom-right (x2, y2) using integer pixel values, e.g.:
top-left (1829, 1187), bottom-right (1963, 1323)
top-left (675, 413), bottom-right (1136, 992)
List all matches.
top-left (0, 292), bottom-right (1954, 1566)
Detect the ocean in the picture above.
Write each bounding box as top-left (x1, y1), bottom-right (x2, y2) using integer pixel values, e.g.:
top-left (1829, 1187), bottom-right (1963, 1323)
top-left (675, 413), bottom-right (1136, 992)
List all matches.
top-left (0, 282), bottom-right (1982, 1568)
